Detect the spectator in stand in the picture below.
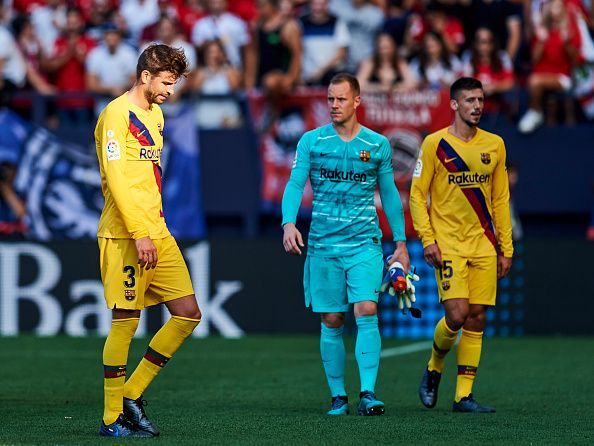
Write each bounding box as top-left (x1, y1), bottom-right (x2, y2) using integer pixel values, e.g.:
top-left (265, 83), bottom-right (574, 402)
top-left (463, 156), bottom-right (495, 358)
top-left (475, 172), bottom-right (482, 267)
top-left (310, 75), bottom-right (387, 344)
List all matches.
top-left (12, 14), bottom-right (55, 97)
top-left (192, 0), bottom-right (253, 73)
top-left (86, 23), bottom-right (136, 115)
top-left (330, 0), bottom-right (384, 73)
top-left (518, 0), bottom-right (581, 134)
top-left (409, 30), bottom-right (461, 89)
top-left (29, 0), bottom-right (67, 56)
top-left (42, 7), bottom-right (96, 126)
top-left (425, 1), bottom-right (465, 55)
top-left (141, 16), bottom-right (197, 101)
top-left (245, 0), bottom-right (301, 98)
top-left (300, 0), bottom-right (350, 85)
top-left (119, 0), bottom-right (160, 45)
top-left (0, 152), bottom-right (26, 240)
top-left (357, 32), bottom-right (417, 93)
top-left (85, 0), bottom-right (114, 41)
top-left (139, 0), bottom-right (179, 43)
top-left (0, 10), bottom-right (27, 106)
top-left (461, 27), bottom-right (514, 114)
top-left (460, 0), bottom-right (522, 64)
top-left (382, 0), bottom-right (416, 47)
top-left (177, 0), bottom-right (206, 41)
top-left (194, 39), bottom-right (242, 128)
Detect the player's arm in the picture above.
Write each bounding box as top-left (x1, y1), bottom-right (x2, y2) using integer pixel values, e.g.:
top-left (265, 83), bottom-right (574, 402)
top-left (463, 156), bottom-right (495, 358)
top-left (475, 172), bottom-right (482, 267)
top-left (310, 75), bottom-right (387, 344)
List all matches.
top-left (97, 110), bottom-right (158, 268)
top-left (281, 135), bottom-right (310, 255)
top-left (409, 137), bottom-right (442, 268)
top-left (377, 137), bottom-right (410, 271)
top-left (97, 109), bottom-right (150, 239)
top-left (491, 139), bottom-right (513, 277)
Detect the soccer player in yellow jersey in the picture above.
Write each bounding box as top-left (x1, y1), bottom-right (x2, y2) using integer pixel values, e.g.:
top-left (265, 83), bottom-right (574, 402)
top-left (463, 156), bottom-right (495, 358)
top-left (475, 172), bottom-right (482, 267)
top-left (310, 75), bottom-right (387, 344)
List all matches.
top-left (410, 77), bottom-right (513, 413)
top-left (95, 44), bottom-right (201, 437)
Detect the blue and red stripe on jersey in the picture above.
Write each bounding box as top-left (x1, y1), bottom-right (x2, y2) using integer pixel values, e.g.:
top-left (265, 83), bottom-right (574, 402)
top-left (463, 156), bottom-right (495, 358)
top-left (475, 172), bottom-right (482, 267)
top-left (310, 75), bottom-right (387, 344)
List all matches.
top-left (436, 138), bottom-right (499, 252)
top-left (129, 111), bottom-right (156, 146)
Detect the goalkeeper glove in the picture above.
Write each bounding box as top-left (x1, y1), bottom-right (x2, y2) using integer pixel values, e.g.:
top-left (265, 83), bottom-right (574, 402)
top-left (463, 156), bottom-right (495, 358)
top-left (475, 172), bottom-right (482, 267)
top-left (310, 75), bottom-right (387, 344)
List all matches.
top-left (379, 258), bottom-right (422, 318)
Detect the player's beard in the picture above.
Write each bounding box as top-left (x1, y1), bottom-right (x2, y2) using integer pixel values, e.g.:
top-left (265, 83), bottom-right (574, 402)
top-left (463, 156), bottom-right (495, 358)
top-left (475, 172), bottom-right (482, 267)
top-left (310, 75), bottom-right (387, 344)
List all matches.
top-left (144, 87), bottom-right (163, 105)
top-left (462, 112), bottom-right (481, 128)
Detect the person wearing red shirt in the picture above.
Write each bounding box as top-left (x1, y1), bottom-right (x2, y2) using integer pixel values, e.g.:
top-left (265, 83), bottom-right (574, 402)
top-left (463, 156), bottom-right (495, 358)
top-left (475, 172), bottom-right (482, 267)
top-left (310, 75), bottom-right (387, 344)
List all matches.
top-left (518, 0), bottom-right (581, 133)
top-left (42, 7), bottom-right (96, 126)
top-left (462, 27), bottom-right (514, 114)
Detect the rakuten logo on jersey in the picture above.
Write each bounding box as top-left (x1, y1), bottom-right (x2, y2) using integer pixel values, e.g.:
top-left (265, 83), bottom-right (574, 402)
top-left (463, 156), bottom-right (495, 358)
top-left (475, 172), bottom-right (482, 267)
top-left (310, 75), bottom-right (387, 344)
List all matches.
top-left (139, 148), bottom-right (162, 160)
top-left (447, 172), bottom-right (491, 187)
top-left (320, 168), bottom-right (367, 183)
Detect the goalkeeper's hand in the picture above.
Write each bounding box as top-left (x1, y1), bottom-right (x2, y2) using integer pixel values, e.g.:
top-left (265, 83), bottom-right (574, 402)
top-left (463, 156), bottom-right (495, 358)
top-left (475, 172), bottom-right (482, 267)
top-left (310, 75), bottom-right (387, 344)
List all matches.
top-left (379, 267), bottom-right (421, 317)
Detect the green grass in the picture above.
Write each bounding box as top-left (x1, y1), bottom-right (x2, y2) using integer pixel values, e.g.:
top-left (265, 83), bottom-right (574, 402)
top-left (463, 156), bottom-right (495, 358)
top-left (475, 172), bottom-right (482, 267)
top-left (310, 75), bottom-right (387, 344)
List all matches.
top-left (0, 336), bottom-right (593, 445)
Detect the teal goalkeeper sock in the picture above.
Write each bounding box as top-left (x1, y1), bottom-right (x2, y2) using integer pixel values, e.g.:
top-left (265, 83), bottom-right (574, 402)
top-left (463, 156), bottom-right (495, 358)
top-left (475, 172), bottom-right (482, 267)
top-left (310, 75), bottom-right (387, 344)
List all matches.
top-left (355, 315), bottom-right (381, 393)
top-left (320, 324), bottom-right (347, 397)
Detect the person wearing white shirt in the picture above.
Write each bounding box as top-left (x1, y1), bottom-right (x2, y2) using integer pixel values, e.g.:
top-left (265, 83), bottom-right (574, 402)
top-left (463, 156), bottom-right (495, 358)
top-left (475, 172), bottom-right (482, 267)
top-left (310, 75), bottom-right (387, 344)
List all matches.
top-left (191, 0), bottom-right (251, 70)
top-left (299, 0), bottom-right (350, 85)
top-left (86, 23), bottom-right (137, 115)
top-left (119, 0), bottom-right (160, 46)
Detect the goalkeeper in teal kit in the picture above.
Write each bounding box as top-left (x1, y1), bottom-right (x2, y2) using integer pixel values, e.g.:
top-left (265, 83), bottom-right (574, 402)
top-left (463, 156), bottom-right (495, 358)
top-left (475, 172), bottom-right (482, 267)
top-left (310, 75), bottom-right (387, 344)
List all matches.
top-left (282, 73), bottom-right (413, 416)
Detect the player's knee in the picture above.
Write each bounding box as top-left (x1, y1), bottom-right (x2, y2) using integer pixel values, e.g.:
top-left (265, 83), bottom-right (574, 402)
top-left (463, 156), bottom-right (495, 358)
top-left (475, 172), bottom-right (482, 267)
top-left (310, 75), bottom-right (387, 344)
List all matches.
top-left (465, 311), bottom-right (486, 331)
top-left (353, 301), bottom-right (377, 318)
top-left (321, 313), bottom-right (344, 328)
top-left (446, 312), bottom-right (467, 331)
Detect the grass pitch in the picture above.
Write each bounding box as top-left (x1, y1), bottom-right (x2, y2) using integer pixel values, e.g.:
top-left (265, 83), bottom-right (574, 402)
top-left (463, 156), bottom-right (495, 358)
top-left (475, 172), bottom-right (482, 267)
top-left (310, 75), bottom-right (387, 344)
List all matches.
top-left (0, 335), bottom-right (592, 445)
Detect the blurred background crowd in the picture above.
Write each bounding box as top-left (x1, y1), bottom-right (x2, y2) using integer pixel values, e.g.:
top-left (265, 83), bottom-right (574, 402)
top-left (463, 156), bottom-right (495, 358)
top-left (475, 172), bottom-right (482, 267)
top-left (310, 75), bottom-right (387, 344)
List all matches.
top-left (1, 0), bottom-right (593, 129)
top-left (0, 0), bottom-right (593, 241)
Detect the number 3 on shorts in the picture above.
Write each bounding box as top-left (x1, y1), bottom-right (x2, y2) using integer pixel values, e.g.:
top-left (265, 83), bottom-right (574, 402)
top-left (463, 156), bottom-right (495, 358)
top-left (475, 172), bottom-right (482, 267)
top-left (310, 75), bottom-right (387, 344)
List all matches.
top-left (439, 260), bottom-right (453, 280)
top-left (123, 265), bottom-right (136, 288)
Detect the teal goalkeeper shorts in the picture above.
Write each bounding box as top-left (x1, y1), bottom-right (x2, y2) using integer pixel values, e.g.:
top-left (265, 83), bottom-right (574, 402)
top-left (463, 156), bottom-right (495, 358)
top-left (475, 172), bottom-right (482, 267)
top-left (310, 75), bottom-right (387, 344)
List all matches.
top-left (303, 246), bottom-right (383, 313)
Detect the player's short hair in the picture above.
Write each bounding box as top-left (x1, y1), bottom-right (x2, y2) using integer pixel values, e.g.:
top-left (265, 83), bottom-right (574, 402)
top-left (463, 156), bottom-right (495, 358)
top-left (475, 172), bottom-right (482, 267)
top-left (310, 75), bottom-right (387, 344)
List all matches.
top-left (329, 73), bottom-right (361, 96)
top-left (450, 77), bottom-right (483, 100)
top-left (136, 44), bottom-right (189, 80)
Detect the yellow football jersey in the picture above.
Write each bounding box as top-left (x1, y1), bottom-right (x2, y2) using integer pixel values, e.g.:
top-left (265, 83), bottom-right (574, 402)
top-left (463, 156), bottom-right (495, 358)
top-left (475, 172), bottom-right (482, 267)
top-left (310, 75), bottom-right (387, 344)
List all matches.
top-left (410, 127), bottom-right (513, 258)
top-left (95, 93), bottom-right (170, 240)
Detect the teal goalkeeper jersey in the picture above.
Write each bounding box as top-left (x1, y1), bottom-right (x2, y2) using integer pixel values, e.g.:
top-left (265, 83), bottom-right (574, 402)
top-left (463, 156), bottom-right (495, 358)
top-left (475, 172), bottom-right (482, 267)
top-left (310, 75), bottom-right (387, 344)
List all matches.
top-left (282, 124), bottom-right (400, 257)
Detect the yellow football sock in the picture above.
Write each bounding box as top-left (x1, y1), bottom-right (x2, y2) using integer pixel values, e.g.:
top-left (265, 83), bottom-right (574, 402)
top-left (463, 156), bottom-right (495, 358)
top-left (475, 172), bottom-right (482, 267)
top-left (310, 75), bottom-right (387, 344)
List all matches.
top-left (455, 329), bottom-right (483, 402)
top-left (103, 318), bottom-right (139, 425)
top-left (428, 317), bottom-right (459, 373)
top-left (124, 316), bottom-right (200, 400)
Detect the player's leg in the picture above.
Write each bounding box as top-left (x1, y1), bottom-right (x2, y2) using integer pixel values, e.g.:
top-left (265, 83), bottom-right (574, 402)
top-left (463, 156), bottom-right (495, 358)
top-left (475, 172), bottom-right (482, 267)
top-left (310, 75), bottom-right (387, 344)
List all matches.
top-left (306, 255), bottom-right (349, 415)
top-left (453, 256), bottom-right (497, 413)
top-left (123, 236), bottom-right (200, 433)
top-left (420, 256), bottom-right (469, 408)
top-left (346, 248), bottom-right (384, 416)
top-left (320, 312), bottom-right (348, 415)
top-left (98, 238), bottom-right (153, 437)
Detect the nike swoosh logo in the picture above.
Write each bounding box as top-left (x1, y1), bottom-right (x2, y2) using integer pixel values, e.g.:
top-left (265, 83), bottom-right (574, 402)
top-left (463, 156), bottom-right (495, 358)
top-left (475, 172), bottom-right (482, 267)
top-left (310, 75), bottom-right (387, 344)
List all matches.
top-left (320, 152), bottom-right (329, 157)
top-left (374, 289), bottom-right (380, 294)
top-left (444, 157), bottom-right (457, 163)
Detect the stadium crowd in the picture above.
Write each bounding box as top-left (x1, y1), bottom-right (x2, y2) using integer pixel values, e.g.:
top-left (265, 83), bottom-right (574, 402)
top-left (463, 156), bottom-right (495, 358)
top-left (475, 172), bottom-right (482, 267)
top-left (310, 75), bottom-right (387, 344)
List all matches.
top-left (0, 0), bottom-right (593, 133)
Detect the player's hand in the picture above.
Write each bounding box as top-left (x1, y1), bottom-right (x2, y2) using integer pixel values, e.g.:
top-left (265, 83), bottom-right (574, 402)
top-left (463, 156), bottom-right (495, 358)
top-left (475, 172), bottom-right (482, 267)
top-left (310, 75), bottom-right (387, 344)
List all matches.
top-left (379, 264), bottom-right (421, 318)
top-left (424, 243), bottom-right (442, 269)
top-left (387, 241), bottom-right (410, 272)
top-left (136, 236), bottom-right (158, 270)
top-left (497, 255), bottom-right (512, 279)
top-left (282, 223), bottom-right (304, 255)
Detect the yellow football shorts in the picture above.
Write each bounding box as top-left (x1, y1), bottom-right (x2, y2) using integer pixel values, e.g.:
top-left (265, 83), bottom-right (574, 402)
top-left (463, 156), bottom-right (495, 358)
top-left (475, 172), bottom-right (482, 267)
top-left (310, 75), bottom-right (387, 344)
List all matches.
top-left (435, 254), bottom-right (497, 306)
top-left (98, 235), bottom-right (194, 310)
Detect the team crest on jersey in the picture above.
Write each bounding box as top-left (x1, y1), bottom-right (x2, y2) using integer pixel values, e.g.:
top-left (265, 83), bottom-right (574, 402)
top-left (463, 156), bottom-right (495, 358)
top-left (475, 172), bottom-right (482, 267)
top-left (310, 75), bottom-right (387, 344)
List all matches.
top-left (441, 281), bottom-right (450, 291)
top-left (157, 123), bottom-right (163, 136)
top-left (481, 153), bottom-right (491, 164)
top-left (124, 290), bottom-right (136, 301)
top-left (359, 150), bottom-right (370, 162)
